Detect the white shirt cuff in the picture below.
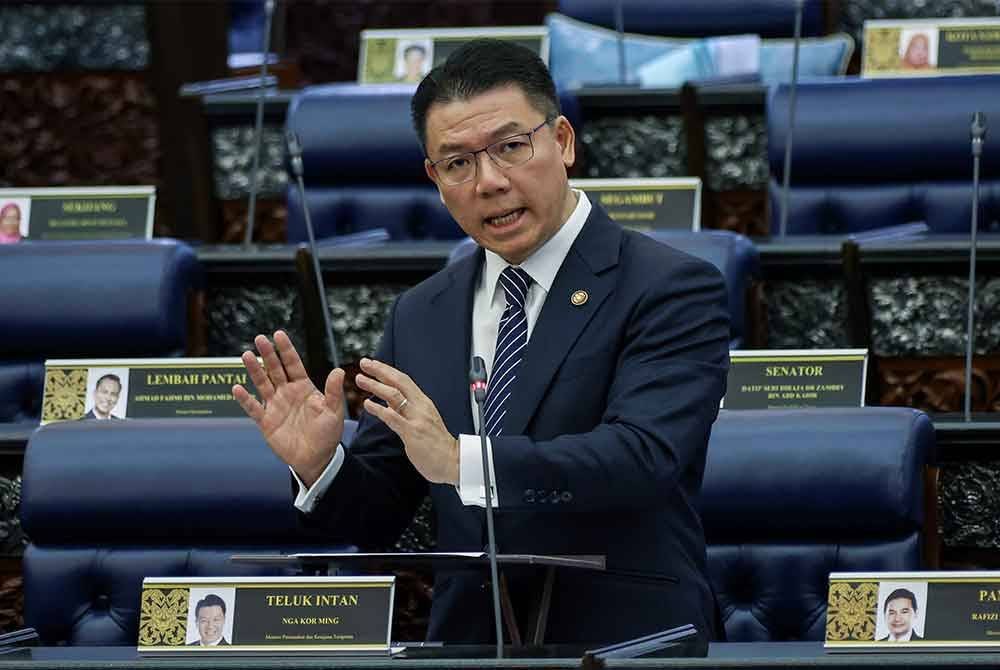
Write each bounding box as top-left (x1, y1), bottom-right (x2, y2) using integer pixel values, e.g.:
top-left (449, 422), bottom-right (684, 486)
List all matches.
top-left (458, 434), bottom-right (498, 508)
top-left (292, 445), bottom-right (345, 513)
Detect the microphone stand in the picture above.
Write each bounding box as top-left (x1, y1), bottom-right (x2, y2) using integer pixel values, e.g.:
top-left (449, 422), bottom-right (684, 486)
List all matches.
top-left (964, 112), bottom-right (987, 422)
top-left (470, 356), bottom-right (503, 658)
top-left (778, 0), bottom-right (804, 238)
top-left (242, 0), bottom-right (277, 247)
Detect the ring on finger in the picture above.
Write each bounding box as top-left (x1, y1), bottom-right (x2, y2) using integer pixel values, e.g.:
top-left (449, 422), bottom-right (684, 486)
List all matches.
top-left (396, 397), bottom-right (409, 414)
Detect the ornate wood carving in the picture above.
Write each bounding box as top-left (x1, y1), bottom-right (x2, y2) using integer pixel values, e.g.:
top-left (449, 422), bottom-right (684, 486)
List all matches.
top-left (220, 200), bottom-right (288, 244)
top-left (877, 356), bottom-right (1000, 413)
top-left (707, 189), bottom-right (768, 237)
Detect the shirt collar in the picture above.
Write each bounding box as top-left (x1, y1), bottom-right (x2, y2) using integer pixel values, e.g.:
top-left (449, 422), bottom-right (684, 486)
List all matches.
top-left (482, 189), bottom-right (592, 297)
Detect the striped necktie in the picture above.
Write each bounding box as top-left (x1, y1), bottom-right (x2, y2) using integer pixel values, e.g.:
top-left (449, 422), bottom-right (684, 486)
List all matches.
top-left (483, 266), bottom-right (532, 436)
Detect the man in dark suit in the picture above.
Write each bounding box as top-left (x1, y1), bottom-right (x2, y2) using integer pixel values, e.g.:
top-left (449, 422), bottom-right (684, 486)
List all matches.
top-left (80, 373), bottom-right (123, 420)
top-left (233, 39), bottom-right (729, 646)
top-left (187, 594), bottom-right (229, 646)
top-left (877, 588), bottom-right (923, 641)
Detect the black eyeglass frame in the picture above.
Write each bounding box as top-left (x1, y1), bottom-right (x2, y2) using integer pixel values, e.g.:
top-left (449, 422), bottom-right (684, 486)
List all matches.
top-left (427, 116), bottom-right (557, 186)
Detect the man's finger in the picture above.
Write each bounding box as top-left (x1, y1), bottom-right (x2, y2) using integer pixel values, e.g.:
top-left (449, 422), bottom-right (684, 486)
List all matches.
top-left (359, 358), bottom-right (421, 399)
top-left (325, 368), bottom-right (346, 413)
top-left (241, 350), bottom-right (275, 401)
top-left (255, 334), bottom-right (288, 386)
top-left (232, 384), bottom-right (265, 423)
top-left (274, 330), bottom-right (309, 382)
top-left (364, 397), bottom-right (406, 434)
top-left (356, 372), bottom-right (408, 410)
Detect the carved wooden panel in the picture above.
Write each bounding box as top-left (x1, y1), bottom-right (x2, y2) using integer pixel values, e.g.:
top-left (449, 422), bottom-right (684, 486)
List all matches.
top-left (878, 356), bottom-right (1000, 413)
top-left (220, 199), bottom-right (288, 244)
top-left (709, 189), bottom-right (768, 237)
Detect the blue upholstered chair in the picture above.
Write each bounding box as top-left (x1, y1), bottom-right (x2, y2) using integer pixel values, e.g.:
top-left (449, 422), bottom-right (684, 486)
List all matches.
top-left (556, 0), bottom-right (827, 38)
top-left (0, 240), bottom-right (201, 440)
top-left (449, 228), bottom-right (760, 348)
top-left (768, 75), bottom-right (1000, 235)
top-left (284, 83), bottom-right (582, 243)
top-left (21, 418), bottom-right (359, 645)
top-left (700, 407), bottom-right (935, 641)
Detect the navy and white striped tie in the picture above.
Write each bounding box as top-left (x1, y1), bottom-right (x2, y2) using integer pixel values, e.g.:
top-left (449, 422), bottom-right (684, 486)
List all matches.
top-left (483, 266), bottom-right (532, 436)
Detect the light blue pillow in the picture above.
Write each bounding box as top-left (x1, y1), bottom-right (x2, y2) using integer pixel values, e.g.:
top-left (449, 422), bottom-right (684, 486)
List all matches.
top-left (546, 13), bottom-right (854, 89)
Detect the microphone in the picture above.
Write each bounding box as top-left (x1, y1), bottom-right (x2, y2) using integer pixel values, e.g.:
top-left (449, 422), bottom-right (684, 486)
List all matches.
top-left (470, 356), bottom-right (503, 658)
top-left (778, 0), bottom-right (805, 238)
top-left (242, 0), bottom-right (277, 247)
top-left (615, 0), bottom-right (627, 85)
top-left (964, 112), bottom-right (987, 421)
top-left (287, 130), bottom-right (344, 381)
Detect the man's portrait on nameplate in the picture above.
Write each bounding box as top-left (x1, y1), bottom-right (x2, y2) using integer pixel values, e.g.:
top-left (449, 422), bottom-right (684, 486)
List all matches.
top-left (80, 368), bottom-right (128, 421)
top-left (232, 39), bottom-right (730, 648)
top-left (876, 583), bottom-right (927, 642)
top-left (186, 590), bottom-right (234, 647)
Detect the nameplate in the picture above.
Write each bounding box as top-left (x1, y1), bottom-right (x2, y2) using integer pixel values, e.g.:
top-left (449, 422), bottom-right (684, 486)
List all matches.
top-left (0, 186), bottom-right (154, 241)
top-left (569, 178), bottom-right (701, 232)
top-left (138, 576), bottom-right (395, 655)
top-left (41, 358), bottom-right (256, 424)
top-left (863, 18), bottom-right (1000, 78)
top-left (358, 26), bottom-right (548, 84)
top-left (722, 349), bottom-right (868, 409)
top-left (825, 571), bottom-right (1000, 651)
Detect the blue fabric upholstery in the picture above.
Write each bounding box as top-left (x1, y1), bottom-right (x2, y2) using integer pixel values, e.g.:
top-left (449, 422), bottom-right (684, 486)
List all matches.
top-left (448, 229), bottom-right (760, 348)
top-left (284, 83), bottom-right (582, 242)
top-left (768, 75), bottom-right (1000, 234)
top-left (21, 418), bottom-right (359, 645)
top-left (556, 0), bottom-right (827, 38)
top-left (701, 408), bottom-right (934, 641)
top-left (0, 240), bottom-right (200, 427)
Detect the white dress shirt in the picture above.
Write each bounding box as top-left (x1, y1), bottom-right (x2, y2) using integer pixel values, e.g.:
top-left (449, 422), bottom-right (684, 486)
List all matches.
top-left (294, 190), bottom-right (592, 512)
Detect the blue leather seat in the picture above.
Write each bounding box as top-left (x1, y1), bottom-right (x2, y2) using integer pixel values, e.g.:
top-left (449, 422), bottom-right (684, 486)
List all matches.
top-left (0, 240), bottom-right (201, 437)
top-left (557, 0), bottom-right (826, 38)
top-left (21, 418), bottom-right (358, 645)
top-left (449, 228), bottom-right (759, 348)
top-left (701, 407), bottom-right (934, 641)
top-left (768, 75), bottom-right (1000, 235)
top-left (284, 83), bottom-right (582, 243)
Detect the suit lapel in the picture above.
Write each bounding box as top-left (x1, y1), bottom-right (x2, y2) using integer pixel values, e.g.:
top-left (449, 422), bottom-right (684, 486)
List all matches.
top-left (504, 208), bottom-right (623, 436)
top-left (427, 248), bottom-right (482, 435)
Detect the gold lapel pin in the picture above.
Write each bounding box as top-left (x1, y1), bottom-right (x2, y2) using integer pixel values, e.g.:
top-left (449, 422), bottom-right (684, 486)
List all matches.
top-left (571, 290), bottom-right (589, 306)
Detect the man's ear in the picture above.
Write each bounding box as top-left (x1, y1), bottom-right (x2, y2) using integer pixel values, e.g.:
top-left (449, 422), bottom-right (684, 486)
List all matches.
top-left (555, 116), bottom-right (576, 169)
top-left (425, 159), bottom-right (446, 204)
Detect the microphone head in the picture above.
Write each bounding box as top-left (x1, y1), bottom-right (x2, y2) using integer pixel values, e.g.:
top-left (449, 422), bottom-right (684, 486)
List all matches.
top-left (470, 356), bottom-right (488, 402)
top-left (972, 112), bottom-right (987, 141)
top-left (285, 129), bottom-right (304, 177)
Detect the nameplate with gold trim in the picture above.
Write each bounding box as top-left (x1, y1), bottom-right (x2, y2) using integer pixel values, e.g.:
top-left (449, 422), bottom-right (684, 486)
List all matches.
top-left (0, 186), bottom-right (154, 241)
top-left (138, 576), bottom-right (396, 655)
top-left (722, 349), bottom-right (868, 409)
top-left (41, 358), bottom-right (257, 424)
top-left (863, 18), bottom-right (1000, 78)
top-left (570, 178), bottom-right (701, 232)
top-left (826, 571), bottom-right (1000, 651)
top-left (358, 26), bottom-right (548, 84)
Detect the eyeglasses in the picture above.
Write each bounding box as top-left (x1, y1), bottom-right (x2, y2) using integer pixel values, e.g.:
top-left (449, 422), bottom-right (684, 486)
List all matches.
top-left (429, 118), bottom-right (555, 186)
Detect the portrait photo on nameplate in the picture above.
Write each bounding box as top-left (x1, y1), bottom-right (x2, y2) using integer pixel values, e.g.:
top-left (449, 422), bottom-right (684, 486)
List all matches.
top-left (138, 576), bottom-right (396, 655)
top-left (41, 358), bottom-right (257, 423)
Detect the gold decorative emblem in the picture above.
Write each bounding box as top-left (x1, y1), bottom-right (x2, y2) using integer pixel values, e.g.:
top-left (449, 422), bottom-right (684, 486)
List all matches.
top-left (826, 581), bottom-right (878, 641)
top-left (363, 38), bottom-right (399, 83)
top-left (864, 27), bottom-right (904, 73)
top-left (138, 588), bottom-right (189, 646)
top-left (570, 290), bottom-right (589, 306)
top-left (41, 368), bottom-right (88, 422)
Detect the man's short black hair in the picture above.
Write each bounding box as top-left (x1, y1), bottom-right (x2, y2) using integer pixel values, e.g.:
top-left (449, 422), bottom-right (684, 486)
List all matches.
top-left (95, 373), bottom-right (121, 392)
top-left (884, 588), bottom-right (918, 612)
top-left (195, 593), bottom-right (227, 617)
top-left (411, 39), bottom-right (560, 152)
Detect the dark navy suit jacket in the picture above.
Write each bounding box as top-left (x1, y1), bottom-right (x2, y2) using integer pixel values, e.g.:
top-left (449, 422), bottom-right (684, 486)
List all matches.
top-left (302, 205), bottom-right (730, 644)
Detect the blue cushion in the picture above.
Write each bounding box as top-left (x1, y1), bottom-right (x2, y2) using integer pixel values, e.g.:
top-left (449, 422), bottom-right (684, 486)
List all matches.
top-left (0, 362), bottom-right (43, 422)
top-left (546, 13), bottom-right (852, 89)
top-left (556, 0), bottom-right (827, 38)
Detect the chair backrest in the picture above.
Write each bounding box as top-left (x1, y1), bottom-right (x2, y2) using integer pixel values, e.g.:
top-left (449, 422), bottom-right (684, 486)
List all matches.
top-left (21, 418), bottom-right (358, 645)
top-left (284, 83), bottom-right (583, 243)
top-left (556, 0), bottom-right (827, 38)
top-left (0, 240), bottom-right (201, 426)
top-left (768, 75), bottom-right (1000, 235)
top-left (700, 407), bottom-right (935, 641)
